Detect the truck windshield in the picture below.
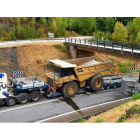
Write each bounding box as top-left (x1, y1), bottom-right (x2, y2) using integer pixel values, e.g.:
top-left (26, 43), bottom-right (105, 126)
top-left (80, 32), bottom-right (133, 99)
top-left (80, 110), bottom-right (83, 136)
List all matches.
top-left (54, 67), bottom-right (62, 77)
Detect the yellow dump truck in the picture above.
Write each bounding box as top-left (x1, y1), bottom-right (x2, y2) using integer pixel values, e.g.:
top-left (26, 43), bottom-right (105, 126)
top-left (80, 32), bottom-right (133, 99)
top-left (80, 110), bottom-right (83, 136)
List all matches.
top-left (45, 56), bottom-right (113, 98)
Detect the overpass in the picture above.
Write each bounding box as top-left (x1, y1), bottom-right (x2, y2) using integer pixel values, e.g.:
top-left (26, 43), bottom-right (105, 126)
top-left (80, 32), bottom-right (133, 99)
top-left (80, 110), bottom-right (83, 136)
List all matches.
top-left (64, 38), bottom-right (140, 59)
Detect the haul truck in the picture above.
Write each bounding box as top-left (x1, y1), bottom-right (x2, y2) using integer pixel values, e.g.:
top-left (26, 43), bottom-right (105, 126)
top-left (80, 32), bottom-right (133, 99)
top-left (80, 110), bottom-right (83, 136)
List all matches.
top-left (46, 56), bottom-right (114, 98)
top-left (0, 73), bottom-right (49, 106)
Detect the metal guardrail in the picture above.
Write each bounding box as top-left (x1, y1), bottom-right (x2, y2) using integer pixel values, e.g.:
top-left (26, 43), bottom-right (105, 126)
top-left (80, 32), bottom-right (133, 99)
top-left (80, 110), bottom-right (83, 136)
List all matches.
top-left (65, 38), bottom-right (140, 53)
top-left (0, 38), bottom-right (65, 44)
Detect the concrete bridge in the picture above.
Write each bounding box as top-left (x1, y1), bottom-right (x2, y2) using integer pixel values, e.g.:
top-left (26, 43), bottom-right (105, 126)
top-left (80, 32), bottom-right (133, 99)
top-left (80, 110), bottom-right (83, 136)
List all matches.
top-left (64, 38), bottom-right (140, 59)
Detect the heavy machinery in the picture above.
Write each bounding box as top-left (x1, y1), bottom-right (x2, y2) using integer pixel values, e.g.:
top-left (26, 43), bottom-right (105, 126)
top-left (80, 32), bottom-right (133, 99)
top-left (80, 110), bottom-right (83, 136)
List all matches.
top-left (46, 56), bottom-right (114, 98)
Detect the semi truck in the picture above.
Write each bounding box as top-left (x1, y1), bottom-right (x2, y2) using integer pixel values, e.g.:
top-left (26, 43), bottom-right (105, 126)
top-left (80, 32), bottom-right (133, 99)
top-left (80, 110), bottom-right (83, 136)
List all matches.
top-left (0, 73), bottom-right (49, 106)
top-left (46, 56), bottom-right (114, 98)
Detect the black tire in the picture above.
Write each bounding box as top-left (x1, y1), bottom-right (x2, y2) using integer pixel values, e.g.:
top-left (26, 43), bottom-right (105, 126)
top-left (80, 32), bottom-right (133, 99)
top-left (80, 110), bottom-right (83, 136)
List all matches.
top-left (90, 75), bottom-right (103, 91)
top-left (9, 77), bottom-right (13, 86)
top-left (11, 79), bottom-right (16, 88)
top-left (6, 97), bottom-right (17, 107)
top-left (19, 94), bottom-right (29, 104)
top-left (62, 81), bottom-right (79, 98)
top-left (31, 91), bottom-right (40, 102)
top-left (106, 83), bottom-right (110, 90)
top-left (114, 83), bottom-right (118, 89)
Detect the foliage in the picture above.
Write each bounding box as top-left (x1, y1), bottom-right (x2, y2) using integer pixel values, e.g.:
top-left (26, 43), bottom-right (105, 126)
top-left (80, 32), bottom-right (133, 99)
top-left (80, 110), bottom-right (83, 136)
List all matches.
top-left (117, 104), bottom-right (140, 123)
top-left (137, 69), bottom-right (140, 72)
top-left (131, 93), bottom-right (140, 101)
top-left (109, 57), bottom-right (114, 61)
top-left (53, 44), bottom-right (68, 52)
top-left (118, 62), bottom-right (124, 67)
top-left (95, 117), bottom-right (103, 123)
top-left (77, 118), bottom-right (85, 123)
top-left (118, 62), bottom-right (128, 73)
top-left (112, 21), bottom-right (128, 42)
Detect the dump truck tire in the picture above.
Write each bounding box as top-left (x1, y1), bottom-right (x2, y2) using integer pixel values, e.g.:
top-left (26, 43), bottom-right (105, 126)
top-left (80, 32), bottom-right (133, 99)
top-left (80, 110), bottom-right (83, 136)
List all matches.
top-left (90, 75), bottom-right (103, 91)
top-left (62, 81), bottom-right (79, 98)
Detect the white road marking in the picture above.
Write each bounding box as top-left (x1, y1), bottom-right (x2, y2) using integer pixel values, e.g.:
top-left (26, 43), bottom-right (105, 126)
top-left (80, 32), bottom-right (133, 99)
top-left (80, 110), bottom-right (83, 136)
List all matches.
top-left (35, 97), bottom-right (131, 123)
top-left (0, 98), bottom-right (59, 114)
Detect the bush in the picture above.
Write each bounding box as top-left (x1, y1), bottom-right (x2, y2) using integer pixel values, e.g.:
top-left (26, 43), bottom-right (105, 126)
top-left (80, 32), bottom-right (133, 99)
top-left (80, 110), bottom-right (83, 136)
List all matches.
top-left (53, 44), bottom-right (68, 52)
top-left (77, 118), bottom-right (85, 123)
top-left (120, 67), bottom-right (128, 73)
top-left (109, 57), bottom-right (114, 61)
top-left (117, 114), bottom-right (126, 122)
top-left (95, 117), bottom-right (103, 123)
top-left (118, 62), bottom-right (124, 67)
top-left (131, 93), bottom-right (140, 101)
top-left (137, 69), bottom-right (140, 72)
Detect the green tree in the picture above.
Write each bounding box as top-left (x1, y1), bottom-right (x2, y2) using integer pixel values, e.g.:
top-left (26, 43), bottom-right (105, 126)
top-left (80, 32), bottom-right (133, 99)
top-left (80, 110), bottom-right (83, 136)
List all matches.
top-left (105, 17), bottom-right (116, 33)
top-left (36, 28), bottom-right (43, 38)
top-left (135, 31), bottom-right (140, 44)
top-left (112, 21), bottom-right (128, 42)
top-left (10, 26), bottom-right (16, 40)
top-left (39, 17), bottom-right (47, 26)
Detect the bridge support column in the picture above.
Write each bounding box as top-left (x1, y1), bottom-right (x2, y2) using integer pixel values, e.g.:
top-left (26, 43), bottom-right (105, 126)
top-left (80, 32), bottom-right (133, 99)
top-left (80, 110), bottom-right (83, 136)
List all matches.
top-left (70, 45), bottom-right (77, 59)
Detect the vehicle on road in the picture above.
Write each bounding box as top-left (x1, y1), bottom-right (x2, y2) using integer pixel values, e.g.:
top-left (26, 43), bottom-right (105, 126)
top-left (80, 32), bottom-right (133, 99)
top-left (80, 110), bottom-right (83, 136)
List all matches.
top-left (0, 73), bottom-right (49, 106)
top-left (103, 75), bottom-right (122, 90)
top-left (46, 56), bottom-right (113, 98)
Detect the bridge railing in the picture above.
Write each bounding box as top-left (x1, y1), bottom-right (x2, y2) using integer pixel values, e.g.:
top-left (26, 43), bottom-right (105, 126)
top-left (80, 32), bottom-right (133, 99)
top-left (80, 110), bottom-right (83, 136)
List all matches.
top-left (65, 38), bottom-right (140, 53)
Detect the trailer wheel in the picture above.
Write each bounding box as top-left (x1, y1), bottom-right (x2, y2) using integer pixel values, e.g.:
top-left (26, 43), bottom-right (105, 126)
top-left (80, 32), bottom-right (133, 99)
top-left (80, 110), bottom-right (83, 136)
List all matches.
top-left (114, 83), bottom-right (118, 89)
top-left (62, 81), bottom-right (79, 98)
top-left (90, 75), bottom-right (103, 91)
top-left (19, 94), bottom-right (29, 104)
top-left (6, 97), bottom-right (17, 107)
top-left (31, 91), bottom-right (40, 102)
top-left (106, 83), bottom-right (110, 90)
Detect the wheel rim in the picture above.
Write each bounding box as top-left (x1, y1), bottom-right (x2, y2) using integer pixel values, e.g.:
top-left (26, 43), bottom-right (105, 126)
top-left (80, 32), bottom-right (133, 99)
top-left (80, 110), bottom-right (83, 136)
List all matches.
top-left (95, 80), bottom-right (101, 88)
top-left (68, 86), bottom-right (75, 94)
top-left (21, 96), bottom-right (27, 103)
top-left (33, 94), bottom-right (38, 100)
top-left (9, 99), bottom-right (15, 105)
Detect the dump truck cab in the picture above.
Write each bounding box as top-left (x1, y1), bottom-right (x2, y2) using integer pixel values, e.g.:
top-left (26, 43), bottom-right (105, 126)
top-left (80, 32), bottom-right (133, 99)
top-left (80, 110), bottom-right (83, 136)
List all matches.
top-left (45, 57), bottom-right (114, 98)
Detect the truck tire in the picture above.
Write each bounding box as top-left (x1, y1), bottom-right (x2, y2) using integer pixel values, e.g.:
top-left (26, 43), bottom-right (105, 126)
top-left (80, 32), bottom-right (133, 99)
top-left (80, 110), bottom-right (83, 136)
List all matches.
top-left (9, 77), bottom-right (13, 86)
top-left (11, 79), bottom-right (16, 88)
top-left (31, 91), bottom-right (40, 102)
top-left (6, 97), bottom-right (17, 107)
top-left (62, 81), bottom-right (79, 98)
top-left (19, 94), bottom-right (29, 104)
top-left (90, 75), bottom-right (103, 91)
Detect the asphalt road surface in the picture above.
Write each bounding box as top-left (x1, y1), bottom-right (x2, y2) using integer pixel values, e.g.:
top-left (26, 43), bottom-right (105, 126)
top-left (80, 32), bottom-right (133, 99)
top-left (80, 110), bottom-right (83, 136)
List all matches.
top-left (0, 88), bottom-right (130, 123)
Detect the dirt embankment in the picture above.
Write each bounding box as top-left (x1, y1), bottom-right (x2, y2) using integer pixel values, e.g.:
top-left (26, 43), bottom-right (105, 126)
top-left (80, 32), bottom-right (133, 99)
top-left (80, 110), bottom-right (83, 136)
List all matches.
top-left (0, 42), bottom-right (71, 81)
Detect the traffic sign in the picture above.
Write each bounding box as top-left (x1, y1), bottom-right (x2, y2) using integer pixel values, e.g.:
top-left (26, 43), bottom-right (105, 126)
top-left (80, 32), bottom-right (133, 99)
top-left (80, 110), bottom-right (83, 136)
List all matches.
top-left (48, 32), bottom-right (54, 37)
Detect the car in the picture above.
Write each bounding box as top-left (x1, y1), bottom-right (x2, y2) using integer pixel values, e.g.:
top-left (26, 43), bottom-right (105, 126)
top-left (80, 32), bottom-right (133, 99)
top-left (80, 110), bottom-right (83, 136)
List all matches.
top-left (102, 75), bottom-right (122, 90)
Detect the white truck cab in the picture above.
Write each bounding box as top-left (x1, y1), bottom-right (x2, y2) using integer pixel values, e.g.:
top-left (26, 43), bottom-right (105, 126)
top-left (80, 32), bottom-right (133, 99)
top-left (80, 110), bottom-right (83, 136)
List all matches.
top-left (0, 73), bottom-right (8, 99)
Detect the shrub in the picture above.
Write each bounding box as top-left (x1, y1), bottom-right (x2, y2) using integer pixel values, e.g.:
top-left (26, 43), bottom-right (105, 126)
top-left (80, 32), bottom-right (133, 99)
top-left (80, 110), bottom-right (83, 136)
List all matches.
top-left (131, 93), bottom-right (140, 101)
top-left (109, 57), bottom-right (114, 61)
top-left (95, 117), bottom-right (103, 123)
top-left (120, 67), bottom-right (128, 73)
top-left (77, 118), bottom-right (85, 123)
top-left (137, 69), bottom-right (140, 72)
top-left (118, 62), bottom-right (124, 67)
top-left (117, 114), bottom-right (126, 122)
top-left (53, 44), bottom-right (68, 52)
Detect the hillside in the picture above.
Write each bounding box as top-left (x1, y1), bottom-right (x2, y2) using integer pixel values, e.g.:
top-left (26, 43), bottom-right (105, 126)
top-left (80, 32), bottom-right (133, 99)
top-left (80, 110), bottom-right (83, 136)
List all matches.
top-left (0, 42), bottom-right (71, 81)
top-left (85, 95), bottom-right (140, 123)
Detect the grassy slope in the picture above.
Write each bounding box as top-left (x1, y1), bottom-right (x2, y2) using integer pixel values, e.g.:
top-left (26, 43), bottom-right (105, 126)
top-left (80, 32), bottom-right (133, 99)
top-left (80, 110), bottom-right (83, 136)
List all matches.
top-left (85, 98), bottom-right (140, 123)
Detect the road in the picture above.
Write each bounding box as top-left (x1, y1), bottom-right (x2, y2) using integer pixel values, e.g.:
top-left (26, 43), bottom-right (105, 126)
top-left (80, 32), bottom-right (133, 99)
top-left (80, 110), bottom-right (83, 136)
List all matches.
top-left (0, 36), bottom-right (93, 48)
top-left (0, 88), bottom-right (130, 122)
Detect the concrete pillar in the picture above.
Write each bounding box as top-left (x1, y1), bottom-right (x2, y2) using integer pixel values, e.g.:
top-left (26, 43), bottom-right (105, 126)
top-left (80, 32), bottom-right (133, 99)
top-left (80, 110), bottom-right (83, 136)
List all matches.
top-left (70, 45), bottom-right (77, 59)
